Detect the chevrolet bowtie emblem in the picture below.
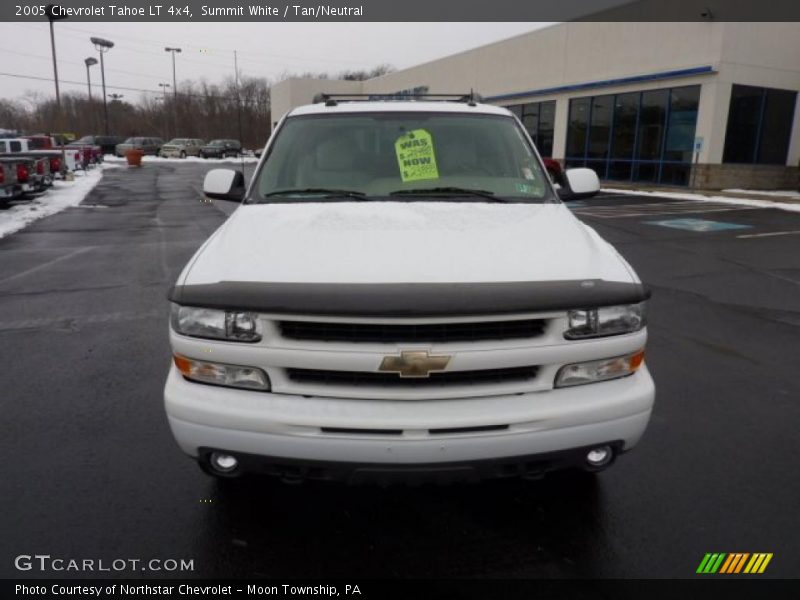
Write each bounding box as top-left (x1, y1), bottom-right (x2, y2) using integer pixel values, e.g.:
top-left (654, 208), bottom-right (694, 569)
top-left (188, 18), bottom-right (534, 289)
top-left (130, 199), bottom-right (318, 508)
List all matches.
top-left (378, 350), bottom-right (452, 378)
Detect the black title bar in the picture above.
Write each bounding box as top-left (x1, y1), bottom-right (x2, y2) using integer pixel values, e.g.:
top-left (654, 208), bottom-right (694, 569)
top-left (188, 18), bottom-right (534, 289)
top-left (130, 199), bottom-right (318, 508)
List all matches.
top-left (4, 0), bottom-right (800, 22)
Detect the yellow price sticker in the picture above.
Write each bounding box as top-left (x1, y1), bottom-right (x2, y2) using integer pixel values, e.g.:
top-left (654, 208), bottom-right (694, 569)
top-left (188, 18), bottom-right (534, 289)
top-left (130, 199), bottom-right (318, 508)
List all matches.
top-left (395, 129), bottom-right (439, 182)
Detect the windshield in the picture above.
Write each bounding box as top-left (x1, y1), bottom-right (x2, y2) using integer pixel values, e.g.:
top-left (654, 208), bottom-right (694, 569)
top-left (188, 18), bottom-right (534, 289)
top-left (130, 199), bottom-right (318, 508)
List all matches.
top-left (168, 138), bottom-right (187, 145)
top-left (253, 112), bottom-right (555, 203)
top-left (209, 140), bottom-right (225, 146)
top-left (123, 138), bottom-right (136, 144)
top-left (75, 136), bottom-right (94, 144)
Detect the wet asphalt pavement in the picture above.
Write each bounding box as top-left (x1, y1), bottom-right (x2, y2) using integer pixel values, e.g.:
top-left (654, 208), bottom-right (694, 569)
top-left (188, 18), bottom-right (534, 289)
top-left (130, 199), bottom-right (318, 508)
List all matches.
top-left (1, 163), bottom-right (799, 579)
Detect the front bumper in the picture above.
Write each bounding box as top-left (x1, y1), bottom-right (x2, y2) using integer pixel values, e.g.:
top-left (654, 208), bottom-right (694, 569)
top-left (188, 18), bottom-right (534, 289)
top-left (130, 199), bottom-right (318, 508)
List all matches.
top-left (164, 364), bottom-right (655, 478)
top-left (197, 442), bottom-right (626, 484)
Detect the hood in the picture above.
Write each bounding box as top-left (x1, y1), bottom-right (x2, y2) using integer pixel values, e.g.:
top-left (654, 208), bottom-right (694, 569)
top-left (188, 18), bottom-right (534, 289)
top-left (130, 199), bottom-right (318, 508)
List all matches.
top-left (182, 202), bottom-right (635, 286)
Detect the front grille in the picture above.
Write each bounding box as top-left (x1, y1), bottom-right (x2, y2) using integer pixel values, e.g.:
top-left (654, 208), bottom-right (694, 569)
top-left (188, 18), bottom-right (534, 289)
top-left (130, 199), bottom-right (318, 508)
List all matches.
top-left (279, 319), bottom-right (547, 343)
top-left (286, 365), bottom-right (539, 388)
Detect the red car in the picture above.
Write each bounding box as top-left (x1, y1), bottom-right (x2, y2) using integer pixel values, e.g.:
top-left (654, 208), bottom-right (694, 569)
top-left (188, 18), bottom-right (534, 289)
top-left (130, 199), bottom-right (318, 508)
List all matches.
top-left (542, 158), bottom-right (565, 186)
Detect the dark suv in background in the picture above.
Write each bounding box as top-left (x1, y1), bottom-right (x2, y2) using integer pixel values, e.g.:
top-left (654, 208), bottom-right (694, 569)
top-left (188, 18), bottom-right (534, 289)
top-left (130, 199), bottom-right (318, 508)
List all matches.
top-left (199, 139), bottom-right (241, 158)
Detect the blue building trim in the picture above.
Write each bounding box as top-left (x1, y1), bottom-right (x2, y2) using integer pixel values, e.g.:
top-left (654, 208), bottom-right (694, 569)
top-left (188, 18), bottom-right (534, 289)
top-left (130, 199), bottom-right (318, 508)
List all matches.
top-left (485, 66), bottom-right (715, 103)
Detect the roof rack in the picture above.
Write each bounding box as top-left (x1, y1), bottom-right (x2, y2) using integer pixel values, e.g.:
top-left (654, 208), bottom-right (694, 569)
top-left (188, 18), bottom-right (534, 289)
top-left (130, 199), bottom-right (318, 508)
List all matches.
top-left (312, 91), bottom-right (484, 107)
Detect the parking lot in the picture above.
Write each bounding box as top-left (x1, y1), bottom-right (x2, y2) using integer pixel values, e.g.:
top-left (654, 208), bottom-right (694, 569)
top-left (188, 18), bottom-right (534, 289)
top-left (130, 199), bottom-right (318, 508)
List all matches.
top-left (1, 162), bottom-right (799, 579)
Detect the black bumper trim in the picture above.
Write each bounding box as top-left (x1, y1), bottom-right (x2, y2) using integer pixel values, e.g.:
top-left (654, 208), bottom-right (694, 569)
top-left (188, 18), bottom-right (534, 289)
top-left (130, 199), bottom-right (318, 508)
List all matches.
top-left (198, 441), bottom-right (624, 484)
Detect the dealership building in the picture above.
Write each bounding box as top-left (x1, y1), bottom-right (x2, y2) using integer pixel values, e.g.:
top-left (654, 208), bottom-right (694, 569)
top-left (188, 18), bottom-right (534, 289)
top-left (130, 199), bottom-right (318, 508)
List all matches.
top-left (272, 22), bottom-right (800, 190)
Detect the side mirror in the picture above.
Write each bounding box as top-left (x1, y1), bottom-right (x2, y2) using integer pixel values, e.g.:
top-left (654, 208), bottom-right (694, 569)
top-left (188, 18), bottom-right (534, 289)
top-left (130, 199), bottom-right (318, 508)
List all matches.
top-left (558, 168), bottom-right (600, 200)
top-left (203, 168), bottom-right (245, 201)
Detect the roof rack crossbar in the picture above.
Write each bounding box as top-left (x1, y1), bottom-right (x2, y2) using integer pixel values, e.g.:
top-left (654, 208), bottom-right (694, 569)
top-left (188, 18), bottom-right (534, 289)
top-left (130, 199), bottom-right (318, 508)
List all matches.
top-left (312, 91), bottom-right (483, 106)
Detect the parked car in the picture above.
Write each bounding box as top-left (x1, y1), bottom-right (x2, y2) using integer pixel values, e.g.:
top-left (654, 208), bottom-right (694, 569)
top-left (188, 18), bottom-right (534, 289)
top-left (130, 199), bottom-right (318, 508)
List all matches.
top-left (0, 138), bottom-right (78, 176)
top-left (0, 159), bottom-right (20, 203)
top-left (69, 137), bottom-right (105, 164)
top-left (199, 139), bottom-right (241, 158)
top-left (164, 96), bottom-right (654, 483)
top-left (73, 135), bottom-right (126, 156)
top-left (115, 137), bottom-right (164, 157)
top-left (160, 138), bottom-right (205, 159)
top-left (25, 135), bottom-right (84, 172)
top-left (0, 155), bottom-right (49, 196)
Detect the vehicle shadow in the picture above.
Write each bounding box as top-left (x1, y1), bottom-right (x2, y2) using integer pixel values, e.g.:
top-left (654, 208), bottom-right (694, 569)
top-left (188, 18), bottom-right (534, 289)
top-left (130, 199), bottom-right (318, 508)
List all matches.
top-left (190, 470), bottom-right (608, 578)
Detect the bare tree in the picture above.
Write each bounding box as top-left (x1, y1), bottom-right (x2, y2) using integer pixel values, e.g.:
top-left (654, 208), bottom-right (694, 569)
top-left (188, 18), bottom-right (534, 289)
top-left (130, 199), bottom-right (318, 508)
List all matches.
top-left (2, 64), bottom-right (392, 148)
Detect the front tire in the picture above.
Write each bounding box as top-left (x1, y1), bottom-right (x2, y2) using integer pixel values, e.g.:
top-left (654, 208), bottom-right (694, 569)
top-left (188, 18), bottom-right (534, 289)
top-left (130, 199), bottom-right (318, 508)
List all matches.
top-left (180, 151), bottom-right (186, 159)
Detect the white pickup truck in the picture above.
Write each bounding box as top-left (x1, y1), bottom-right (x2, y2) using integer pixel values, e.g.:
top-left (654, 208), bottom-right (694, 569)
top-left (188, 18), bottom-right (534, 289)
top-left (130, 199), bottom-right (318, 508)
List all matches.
top-left (164, 95), bottom-right (655, 484)
top-left (0, 137), bottom-right (81, 174)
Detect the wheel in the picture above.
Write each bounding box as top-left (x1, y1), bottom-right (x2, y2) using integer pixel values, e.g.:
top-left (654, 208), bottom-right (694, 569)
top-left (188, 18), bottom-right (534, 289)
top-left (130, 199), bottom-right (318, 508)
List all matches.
top-left (180, 151), bottom-right (186, 159)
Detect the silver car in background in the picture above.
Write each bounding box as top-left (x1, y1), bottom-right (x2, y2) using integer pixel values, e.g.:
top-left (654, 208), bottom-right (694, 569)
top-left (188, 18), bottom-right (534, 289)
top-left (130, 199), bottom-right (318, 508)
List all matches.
top-left (115, 137), bottom-right (164, 157)
top-left (160, 138), bottom-right (205, 158)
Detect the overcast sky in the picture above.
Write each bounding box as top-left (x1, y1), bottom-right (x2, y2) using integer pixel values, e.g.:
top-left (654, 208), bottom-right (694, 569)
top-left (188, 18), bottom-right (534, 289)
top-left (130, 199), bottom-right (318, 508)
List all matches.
top-left (0, 23), bottom-right (549, 104)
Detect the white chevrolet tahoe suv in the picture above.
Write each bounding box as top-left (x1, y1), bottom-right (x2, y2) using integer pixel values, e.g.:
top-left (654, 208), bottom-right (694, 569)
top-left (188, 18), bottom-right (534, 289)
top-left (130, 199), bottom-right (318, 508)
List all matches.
top-left (164, 94), bottom-right (655, 483)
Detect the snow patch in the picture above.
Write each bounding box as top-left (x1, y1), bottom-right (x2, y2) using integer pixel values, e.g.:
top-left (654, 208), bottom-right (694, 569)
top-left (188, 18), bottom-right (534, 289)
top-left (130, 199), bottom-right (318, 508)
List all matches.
top-left (601, 187), bottom-right (800, 214)
top-left (0, 164), bottom-right (117, 239)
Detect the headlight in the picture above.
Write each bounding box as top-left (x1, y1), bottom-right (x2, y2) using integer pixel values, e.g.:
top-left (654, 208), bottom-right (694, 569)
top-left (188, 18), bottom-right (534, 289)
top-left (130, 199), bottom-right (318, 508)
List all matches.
top-left (555, 350), bottom-right (645, 388)
top-left (170, 304), bottom-right (261, 342)
top-left (565, 302), bottom-right (646, 340)
top-left (174, 354), bottom-right (270, 390)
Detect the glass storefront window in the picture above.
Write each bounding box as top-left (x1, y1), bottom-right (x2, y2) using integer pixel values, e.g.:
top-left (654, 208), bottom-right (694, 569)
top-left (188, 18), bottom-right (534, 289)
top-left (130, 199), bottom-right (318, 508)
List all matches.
top-left (723, 85), bottom-right (760, 163)
top-left (566, 85), bottom-right (700, 186)
top-left (611, 93), bottom-right (639, 159)
top-left (664, 86), bottom-right (700, 163)
top-left (538, 101), bottom-right (555, 157)
top-left (759, 89), bottom-right (796, 164)
top-left (636, 89), bottom-right (669, 161)
top-left (567, 97), bottom-right (590, 158)
top-left (588, 95), bottom-right (612, 159)
top-left (724, 85), bottom-right (797, 165)
top-left (505, 100), bottom-right (556, 158)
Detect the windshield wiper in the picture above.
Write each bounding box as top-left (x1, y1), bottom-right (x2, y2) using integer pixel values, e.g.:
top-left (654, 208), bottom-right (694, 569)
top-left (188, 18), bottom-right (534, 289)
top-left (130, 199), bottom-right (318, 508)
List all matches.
top-left (388, 187), bottom-right (506, 202)
top-left (261, 188), bottom-right (369, 201)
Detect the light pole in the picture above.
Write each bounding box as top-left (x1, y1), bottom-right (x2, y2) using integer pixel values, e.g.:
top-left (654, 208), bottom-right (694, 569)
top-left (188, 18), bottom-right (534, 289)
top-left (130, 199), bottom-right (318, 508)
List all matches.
top-left (158, 83), bottom-right (171, 139)
top-left (154, 96), bottom-right (168, 141)
top-left (165, 47), bottom-right (181, 135)
top-left (164, 47), bottom-right (181, 100)
top-left (84, 57), bottom-right (97, 101)
top-left (45, 5), bottom-right (67, 173)
top-left (45, 5), bottom-right (67, 116)
top-left (91, 37), bottom-right (114, 135)
top-left (84, 57), bottom-right (98, 135)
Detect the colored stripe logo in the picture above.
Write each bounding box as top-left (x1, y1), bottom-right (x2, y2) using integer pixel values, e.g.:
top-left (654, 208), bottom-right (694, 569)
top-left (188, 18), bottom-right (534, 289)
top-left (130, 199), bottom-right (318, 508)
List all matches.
top-left (697, 553), bottom-right (773, 574)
